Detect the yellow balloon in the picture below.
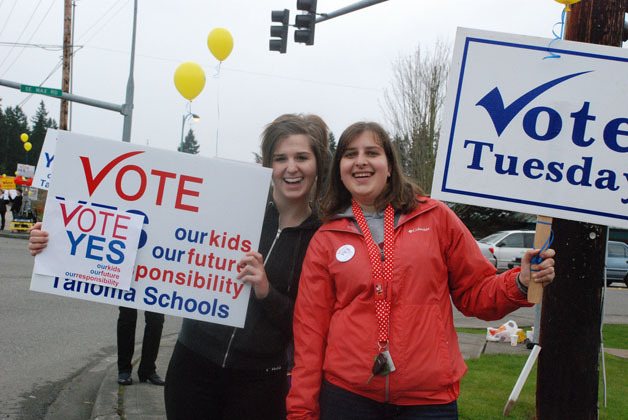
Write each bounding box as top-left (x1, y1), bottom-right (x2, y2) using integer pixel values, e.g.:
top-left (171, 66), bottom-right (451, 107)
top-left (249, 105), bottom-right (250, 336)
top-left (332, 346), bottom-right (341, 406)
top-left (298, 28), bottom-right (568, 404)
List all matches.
top-left (20, 133), bottom-right (29, 142)
top-left (207, 28), bottom-right (234, 62)
top-left (173, 62), bottom-right (206, 101)
top-left (554, 0), bottom-right (581, 11)
top-left (24, 142), bottom-right (32, 152)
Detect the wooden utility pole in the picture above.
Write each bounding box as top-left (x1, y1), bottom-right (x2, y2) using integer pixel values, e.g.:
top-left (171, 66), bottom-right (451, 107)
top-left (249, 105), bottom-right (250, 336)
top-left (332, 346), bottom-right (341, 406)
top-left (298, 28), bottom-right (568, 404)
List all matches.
top-left (60, 0), bottom-right (72, 130)
top-left (536, 1), bottom-right (626, 419)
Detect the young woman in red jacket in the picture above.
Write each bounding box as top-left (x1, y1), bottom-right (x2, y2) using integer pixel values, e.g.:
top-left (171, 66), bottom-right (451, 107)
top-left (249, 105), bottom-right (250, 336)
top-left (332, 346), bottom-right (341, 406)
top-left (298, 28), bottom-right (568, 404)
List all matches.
top-left (287, 122), bottom-right (555, 419)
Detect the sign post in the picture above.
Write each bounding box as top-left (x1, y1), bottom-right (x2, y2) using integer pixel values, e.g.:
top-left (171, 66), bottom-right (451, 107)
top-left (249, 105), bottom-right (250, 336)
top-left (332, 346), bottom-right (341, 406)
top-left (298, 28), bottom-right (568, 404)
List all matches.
top-left (527, 215), bottom-right (553, 304)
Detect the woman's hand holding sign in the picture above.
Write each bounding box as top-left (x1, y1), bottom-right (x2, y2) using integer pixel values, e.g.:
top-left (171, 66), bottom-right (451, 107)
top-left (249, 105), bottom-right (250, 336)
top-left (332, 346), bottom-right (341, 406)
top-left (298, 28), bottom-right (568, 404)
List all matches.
top-left (237, 252), bottom-right (270, 299)
top-left (28, 222), bottom-right (48, 256)
top-left (519, 248), bottom-right (556, 288)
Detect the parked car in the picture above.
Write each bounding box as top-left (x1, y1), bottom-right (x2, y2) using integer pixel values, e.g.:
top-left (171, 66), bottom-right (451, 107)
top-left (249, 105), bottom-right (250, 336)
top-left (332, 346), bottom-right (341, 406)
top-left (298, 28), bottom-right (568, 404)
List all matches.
top-left (476, 230), bottom-right (535, 272)
top-left (606, 241), bottom-right (628, 287)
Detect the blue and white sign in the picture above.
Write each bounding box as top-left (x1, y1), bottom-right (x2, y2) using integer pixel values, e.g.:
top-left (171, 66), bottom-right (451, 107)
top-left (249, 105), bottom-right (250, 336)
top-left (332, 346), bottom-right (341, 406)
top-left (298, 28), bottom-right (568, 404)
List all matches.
top-left (30, 131), bottom-right (272, 328)
top-left (32, 128), bottom-right (58, 190)
top-left (432, 28), bottom-right (628, 229)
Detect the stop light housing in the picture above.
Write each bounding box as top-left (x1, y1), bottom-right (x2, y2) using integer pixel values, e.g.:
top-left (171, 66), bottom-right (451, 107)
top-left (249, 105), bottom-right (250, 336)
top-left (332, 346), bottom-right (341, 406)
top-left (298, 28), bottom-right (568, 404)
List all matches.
top-left (294, 0), bottom-right (317, 45)
top-left (269, 9), bottom-right (290, 53)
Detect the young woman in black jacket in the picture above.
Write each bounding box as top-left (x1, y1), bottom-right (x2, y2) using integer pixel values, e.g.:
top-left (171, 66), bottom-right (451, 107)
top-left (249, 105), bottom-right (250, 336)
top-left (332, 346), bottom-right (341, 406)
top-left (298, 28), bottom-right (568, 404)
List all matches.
top-left (163, 114), bottom-right (330, 419)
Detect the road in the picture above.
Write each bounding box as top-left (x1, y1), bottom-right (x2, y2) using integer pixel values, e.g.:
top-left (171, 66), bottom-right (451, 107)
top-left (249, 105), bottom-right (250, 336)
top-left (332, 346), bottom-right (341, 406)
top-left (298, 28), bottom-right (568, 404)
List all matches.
top-left (0, 235), bottom-right (181, 419)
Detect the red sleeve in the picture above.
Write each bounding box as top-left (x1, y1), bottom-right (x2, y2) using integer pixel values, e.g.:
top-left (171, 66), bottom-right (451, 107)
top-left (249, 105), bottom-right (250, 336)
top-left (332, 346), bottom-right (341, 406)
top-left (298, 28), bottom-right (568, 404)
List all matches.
top-left (287, 232), bottom-right (335, 419)
top-left (442, 205), bottom-right (532, 320)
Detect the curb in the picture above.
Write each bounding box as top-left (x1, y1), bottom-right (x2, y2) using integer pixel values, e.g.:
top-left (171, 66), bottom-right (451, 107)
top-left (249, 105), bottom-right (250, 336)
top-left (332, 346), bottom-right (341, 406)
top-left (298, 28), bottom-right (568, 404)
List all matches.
top-left (90, 359), bottom-right (121, 420)
top-left (0, 231), bottom-right (29, 239)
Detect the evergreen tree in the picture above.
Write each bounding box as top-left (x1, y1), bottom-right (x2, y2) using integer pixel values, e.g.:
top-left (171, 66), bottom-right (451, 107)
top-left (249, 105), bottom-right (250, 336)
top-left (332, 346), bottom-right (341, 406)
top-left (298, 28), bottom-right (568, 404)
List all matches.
top-left (30, 101), bottom-right (58, 168)
top-left (0, 105), bottom-right (29, 174)
top-left (328, 132), bottom-right (337, 156)
top-left (178, 129), bottom-right (200, 154)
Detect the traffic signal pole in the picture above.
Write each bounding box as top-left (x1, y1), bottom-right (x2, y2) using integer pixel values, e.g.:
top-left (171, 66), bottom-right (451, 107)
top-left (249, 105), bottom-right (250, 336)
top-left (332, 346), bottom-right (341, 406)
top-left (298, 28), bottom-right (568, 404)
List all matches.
top-left (269, 0), bottom-right (389, 53)
top-left (536, 2), bottom-right (626, 419)
top-left (314, 0), bottom-right (389, 23)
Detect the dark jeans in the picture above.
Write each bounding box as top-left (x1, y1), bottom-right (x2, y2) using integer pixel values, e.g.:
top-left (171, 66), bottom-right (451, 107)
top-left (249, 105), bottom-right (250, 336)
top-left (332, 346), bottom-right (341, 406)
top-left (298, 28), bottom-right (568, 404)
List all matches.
top-left (320, 381), bottom-right (458, 420)
top-left (164, 341), bottom-right (288, 420)
top-left (117, 306), bottom-right (164, 377)
top-left (0, 210), bottom-right (5, 230)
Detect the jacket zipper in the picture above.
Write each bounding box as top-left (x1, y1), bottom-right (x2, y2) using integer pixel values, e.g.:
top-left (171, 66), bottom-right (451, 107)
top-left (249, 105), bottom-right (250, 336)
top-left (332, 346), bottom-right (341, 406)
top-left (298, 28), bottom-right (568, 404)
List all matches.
top-left (221, 228), bottom-right (282, 368)
top-left (386, 375), bottom-right (390, 402)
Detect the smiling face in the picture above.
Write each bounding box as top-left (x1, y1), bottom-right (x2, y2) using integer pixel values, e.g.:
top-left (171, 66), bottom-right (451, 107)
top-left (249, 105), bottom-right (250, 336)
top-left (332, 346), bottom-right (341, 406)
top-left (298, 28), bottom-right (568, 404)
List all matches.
top-left (339, 131), bottom-right (390, 212)
top-left (271, 134), bottom-right (317, 205)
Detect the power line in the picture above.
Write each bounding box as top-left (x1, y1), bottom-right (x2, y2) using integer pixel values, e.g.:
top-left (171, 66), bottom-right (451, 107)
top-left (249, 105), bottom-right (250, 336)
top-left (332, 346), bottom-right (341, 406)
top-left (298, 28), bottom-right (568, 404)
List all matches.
top-left (0, 42), bottom-right (65, 51)
top-left (0, 0), bottom-right (57, 77)
top-left (18, 58), bottom-right (64, 108)
top-left (0, 0), bottom-right (45, 74)
top-left (76, 0), bottom-right (128, 44)
top-left (0, 0), bottom-right (18, 41)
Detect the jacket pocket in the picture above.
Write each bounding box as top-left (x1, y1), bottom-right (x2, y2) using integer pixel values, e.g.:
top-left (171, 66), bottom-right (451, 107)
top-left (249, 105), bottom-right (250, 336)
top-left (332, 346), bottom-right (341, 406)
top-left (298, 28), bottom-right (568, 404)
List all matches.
top-left (393, 304), bottom-right (455, 392)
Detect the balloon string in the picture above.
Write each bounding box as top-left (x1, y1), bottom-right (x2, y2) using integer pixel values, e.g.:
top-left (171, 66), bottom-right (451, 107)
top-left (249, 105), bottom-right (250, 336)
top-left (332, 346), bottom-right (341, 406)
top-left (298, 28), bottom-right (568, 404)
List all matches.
top-left (215, 63), bottom-right (221, 157)
top-left (544, 9), bottom-right (566, 60)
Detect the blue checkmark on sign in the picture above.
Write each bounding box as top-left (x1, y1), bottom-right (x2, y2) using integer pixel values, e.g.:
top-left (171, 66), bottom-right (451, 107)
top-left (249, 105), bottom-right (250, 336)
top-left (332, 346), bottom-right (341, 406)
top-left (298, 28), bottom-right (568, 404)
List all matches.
top-left (476, 71), bottom-right (592, 136)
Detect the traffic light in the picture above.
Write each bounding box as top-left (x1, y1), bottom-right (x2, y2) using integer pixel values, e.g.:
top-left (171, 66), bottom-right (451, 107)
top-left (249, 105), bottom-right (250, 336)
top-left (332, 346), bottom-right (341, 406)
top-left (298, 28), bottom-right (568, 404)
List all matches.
top-left (294, 0), bottom-right (317, 45)
top-left (269, 9), bottom-right (290, 53)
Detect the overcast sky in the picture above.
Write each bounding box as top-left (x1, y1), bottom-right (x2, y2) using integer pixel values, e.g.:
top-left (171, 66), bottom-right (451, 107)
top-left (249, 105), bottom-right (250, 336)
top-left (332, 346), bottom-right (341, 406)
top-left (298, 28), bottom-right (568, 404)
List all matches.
top-left (0, 0), bottom-right (602, 162)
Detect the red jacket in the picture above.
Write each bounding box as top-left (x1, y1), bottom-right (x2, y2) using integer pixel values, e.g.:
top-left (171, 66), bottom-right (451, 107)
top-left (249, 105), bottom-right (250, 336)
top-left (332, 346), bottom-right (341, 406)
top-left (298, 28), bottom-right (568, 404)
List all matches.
top-left (287, 198), bottom-right (531, 418)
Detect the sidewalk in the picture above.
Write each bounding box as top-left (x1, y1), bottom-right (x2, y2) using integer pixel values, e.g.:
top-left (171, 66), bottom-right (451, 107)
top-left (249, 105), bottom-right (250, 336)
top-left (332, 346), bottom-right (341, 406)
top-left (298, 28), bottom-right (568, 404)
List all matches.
top-left (91, 333), bottom-right (177, 419)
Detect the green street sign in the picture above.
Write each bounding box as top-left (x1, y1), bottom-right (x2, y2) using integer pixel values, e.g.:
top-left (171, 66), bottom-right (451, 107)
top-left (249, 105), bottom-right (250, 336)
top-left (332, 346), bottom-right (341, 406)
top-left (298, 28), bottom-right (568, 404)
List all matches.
top-left (20, 84), bottom-right (63, 97)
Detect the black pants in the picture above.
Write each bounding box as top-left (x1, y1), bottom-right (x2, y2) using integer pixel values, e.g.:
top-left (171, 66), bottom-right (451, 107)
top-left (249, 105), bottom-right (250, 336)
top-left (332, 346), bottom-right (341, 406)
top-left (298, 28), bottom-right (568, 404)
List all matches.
top-left (117, 306), bottom-right (164, 377)
top-left (164, 341), bottom-right (288, 420)
top-left (320, 381), bottom-right (458, 420)
top-left (0, 210), bottom-right (5, 230)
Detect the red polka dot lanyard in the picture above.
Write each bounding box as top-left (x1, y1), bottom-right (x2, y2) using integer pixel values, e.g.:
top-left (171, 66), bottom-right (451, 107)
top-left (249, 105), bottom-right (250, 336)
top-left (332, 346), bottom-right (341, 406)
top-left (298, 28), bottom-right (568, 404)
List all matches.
top-left (351, 200), bottom-right (395, 350)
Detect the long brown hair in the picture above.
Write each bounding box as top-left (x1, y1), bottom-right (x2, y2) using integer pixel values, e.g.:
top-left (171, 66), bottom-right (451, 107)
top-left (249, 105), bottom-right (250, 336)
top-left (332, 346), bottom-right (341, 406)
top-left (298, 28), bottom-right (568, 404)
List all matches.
top-left (320, 122), bottom-right (423, 220)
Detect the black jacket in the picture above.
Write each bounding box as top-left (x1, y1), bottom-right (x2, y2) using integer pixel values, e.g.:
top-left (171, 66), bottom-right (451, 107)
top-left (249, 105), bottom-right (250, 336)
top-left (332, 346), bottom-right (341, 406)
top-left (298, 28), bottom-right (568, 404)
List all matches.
top-left (178, 202), bottom-right (320, 370)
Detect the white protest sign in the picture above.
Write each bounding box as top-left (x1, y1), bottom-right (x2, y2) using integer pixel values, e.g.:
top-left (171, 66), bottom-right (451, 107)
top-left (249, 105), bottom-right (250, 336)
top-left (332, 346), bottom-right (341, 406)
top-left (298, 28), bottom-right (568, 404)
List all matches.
top-left (432, 28), bottom-right (627, 229)
top-left (32, 128), bottom-right (58, 190)
top-left (17, 163), bottom-right (35, 178)
top-left (30, 131), bottom-right (272, 328)
top-left (34, 198), bottom-right (144, 290)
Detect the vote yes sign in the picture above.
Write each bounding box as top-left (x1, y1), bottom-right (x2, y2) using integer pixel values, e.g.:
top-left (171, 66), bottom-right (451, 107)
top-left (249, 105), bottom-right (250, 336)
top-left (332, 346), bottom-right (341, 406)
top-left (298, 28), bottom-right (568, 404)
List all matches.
top-left (34, 198), bottom-right (144, 290)
top-left (432, 28), bottom-right (628, 229)
top-left (31, 131), bottom-right (271, 328)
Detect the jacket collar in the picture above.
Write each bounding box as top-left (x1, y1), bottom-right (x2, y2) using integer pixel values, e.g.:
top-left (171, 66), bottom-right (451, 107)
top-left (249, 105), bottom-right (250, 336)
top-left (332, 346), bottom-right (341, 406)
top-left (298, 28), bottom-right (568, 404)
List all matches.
top-left (320, 197), bottom-right (439, 234)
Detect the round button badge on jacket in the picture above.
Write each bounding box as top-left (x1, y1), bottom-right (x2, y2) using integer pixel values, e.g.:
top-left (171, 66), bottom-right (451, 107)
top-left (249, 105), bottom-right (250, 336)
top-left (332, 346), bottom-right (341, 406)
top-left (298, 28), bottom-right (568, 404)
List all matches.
top-left (336, 245), bottom-right (355, 262)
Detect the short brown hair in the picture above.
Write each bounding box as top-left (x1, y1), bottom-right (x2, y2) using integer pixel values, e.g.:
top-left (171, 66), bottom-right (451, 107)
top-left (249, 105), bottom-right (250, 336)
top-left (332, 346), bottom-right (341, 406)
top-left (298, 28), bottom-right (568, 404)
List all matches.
top-left (320, 122), bottom-right (423, 220)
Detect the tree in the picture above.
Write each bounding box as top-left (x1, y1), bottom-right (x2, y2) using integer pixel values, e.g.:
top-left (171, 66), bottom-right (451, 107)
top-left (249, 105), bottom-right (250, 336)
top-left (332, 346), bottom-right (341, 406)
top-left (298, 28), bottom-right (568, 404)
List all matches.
top-left (178, 128), bottom-right (200, 154)
top-left (30, 101), bottom-right (58, 167)
top-left (328, 132), bottom-right (337, 156)
top-left (383, 41), bottom-right (450, 194)
top-left (0, 105), bottom-right (29, 174)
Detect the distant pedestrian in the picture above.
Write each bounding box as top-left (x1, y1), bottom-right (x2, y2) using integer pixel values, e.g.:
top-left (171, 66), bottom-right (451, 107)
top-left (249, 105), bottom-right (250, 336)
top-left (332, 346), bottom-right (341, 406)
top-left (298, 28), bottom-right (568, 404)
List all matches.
top-left (11, 190), bottom-right (22, 220)
top-left (0, 189), bottom-right (8, 230)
